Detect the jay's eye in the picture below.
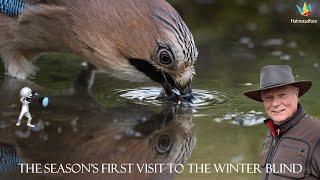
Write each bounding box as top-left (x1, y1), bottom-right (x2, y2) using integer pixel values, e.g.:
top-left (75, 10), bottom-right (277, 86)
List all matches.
top-left (155, 134), bottom-right (172, 154)
top-left (157, 48), bottom-right (174, 65)
top-left (160, 52), bottom-right (172, 65)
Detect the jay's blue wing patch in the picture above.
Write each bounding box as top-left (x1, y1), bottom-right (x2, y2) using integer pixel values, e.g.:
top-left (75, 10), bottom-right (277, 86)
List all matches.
top-left (0, 0), bottom-right (26, 16)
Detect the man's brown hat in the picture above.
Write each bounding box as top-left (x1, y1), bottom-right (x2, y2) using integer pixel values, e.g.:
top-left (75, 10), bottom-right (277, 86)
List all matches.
top-left (244, 65), bottom-right (312, 102)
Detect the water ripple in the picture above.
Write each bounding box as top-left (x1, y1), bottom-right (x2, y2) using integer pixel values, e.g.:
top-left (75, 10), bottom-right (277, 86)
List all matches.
top-left (108, 87), bottom-right (230, 108)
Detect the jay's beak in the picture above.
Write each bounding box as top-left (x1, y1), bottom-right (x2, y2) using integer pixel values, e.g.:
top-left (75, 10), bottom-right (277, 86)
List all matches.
top-left (160, 70), bottom-right (195, 103)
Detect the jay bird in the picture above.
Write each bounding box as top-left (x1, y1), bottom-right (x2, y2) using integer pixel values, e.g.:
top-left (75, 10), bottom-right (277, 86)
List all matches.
top-left (0, 0), bottom-right (198, 102)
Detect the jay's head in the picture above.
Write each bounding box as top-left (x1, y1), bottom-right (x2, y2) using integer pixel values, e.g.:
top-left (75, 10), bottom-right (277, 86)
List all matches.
top-left (71, 0), bottom-right (198, 102)
top-left (126, 1), bottom-right (198, 101)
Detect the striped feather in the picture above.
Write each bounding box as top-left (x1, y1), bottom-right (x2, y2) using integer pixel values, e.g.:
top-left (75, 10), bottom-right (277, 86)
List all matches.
top-left (0, 0), bottom-right (26, 16)
top-left (0, 144), bottom-right (21, 173)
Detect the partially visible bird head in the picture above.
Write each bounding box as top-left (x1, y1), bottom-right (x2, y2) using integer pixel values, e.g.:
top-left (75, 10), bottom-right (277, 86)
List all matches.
top-left (125, 0), bottom-right (198, 101)
top-left (68, 0), bottom-right (198, 101)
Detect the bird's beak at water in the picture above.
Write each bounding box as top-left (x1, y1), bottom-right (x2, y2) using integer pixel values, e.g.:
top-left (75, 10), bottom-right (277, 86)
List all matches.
top-left (159, 70), bottom-right (195, 103)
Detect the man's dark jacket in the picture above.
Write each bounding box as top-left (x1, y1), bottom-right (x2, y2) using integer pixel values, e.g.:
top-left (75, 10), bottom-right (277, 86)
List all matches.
top-left (260, 105), bottom-right (320, 179)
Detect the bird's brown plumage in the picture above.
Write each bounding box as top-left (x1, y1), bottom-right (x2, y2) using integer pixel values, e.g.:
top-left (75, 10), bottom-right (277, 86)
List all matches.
top-left (0, 0), bottom-right (198, 100)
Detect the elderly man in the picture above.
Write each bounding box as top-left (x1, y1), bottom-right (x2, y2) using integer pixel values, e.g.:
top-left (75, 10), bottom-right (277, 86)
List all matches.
top-left (244, 65), bottom-right (320, 179)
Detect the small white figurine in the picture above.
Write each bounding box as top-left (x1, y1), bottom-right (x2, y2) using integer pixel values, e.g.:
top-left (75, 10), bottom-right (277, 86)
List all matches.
top-left (17, 87), bottom-right (35, 128)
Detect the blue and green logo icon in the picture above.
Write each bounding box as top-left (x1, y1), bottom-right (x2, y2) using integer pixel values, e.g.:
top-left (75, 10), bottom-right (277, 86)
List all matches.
top-left (296, 2), bottom-right (312, 17)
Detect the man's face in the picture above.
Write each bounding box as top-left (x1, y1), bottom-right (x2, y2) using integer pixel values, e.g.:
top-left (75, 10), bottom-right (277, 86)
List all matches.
top-left (261, 85), bottom-right (299, 123)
